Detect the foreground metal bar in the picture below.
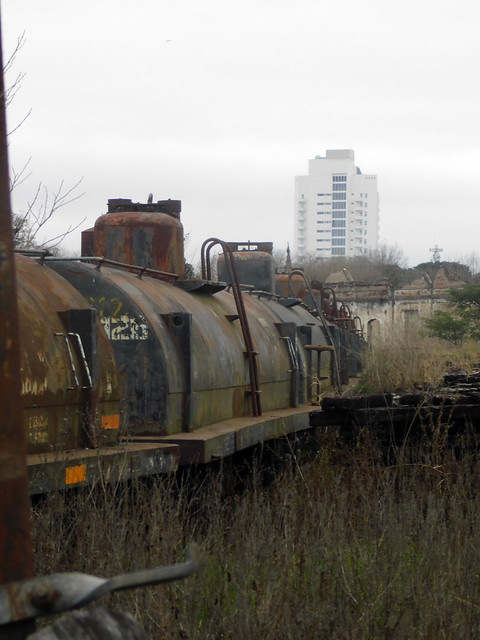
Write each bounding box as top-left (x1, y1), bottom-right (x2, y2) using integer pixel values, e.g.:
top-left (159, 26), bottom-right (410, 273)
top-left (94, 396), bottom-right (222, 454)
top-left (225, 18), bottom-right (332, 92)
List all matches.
top-left (0, 546), bottom-right (200, 625)
top-left (0, 11), bottom-right (36, 639)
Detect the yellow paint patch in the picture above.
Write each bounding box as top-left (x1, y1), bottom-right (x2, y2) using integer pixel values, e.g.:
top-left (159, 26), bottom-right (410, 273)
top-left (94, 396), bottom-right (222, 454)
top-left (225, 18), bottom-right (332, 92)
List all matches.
top-left (101, 414), bottom-right (120, 430)
top-left (65, 465), bottom-right (87, 485)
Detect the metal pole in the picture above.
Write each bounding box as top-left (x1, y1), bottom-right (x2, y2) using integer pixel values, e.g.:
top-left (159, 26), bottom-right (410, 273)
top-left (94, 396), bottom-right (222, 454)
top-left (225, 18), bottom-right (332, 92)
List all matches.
top-left (0, 8), bottom-right (36, 639)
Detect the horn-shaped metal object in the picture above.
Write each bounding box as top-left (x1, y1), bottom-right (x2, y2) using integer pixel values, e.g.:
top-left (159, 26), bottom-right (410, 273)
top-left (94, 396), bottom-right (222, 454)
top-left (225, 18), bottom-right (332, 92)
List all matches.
top-left (0, 545), bottom-right (201, 625)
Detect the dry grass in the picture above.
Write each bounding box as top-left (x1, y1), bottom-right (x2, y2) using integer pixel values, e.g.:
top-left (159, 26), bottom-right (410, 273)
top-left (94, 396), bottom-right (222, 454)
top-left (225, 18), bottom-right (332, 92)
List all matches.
top-left (31, 325), bottom-right (480, 638)
top-left (32, 442), bottom-right (480, 639)
top-left (358, 322), bottom-right (480, 393)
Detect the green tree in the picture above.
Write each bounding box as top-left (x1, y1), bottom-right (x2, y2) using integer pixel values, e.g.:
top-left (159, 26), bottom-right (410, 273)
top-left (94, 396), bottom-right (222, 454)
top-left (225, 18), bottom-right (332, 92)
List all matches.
top-left (424, 310), bottom-right (470, 345)
top-left (424, 284), bottom-right (480, 344)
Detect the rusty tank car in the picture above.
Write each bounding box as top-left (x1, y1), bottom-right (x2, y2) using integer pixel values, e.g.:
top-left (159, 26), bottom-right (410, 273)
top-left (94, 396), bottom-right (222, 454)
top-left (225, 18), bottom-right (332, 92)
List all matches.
top-left (17, 197), bottom-right (364, 494)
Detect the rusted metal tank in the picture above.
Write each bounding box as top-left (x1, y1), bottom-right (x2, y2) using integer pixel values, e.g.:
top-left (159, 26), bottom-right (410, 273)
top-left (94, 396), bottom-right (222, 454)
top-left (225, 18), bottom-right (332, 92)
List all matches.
top-left (87, 198), bottom-right (184, 278)
top-left (16, 255), bottom-right (120, 454)
top-left (275, 273), bottom-right (323, 311)
top-left (26, 199), bottom-right (347, 468)
top-left (275, 272), bottom-right (306, 299)
top-left (218, 242), bottom-right (275, 293)
top-left (48, 258), bottom-right (333, 436)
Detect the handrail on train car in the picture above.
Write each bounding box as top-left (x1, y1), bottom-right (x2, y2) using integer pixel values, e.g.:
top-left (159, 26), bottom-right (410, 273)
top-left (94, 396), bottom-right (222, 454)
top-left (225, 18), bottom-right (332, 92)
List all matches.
top-left (287, 270), bottom-right (342, 392)
top-left (27, 254), bottom-right (180, 282)
top-left (201, 238), bottom-right (262, 416)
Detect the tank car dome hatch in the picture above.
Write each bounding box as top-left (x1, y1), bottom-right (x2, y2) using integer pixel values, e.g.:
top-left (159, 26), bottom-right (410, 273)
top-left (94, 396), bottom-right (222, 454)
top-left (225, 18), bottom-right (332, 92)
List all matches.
top-left (275, 272), bottom-right (306, 299)
top-left (87, 198), bottom-right (184, 278)
top-left (217, 242), bottom-right (275, 293)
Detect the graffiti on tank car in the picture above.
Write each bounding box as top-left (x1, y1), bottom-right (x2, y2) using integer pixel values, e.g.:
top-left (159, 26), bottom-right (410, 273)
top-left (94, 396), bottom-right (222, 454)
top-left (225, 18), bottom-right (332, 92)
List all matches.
top-left (28, 415), bottom-right (49, 445)
top-left (22, 376), bottom-right (48, 396)
top-left (101, 315), bottom-right (149, 341)
top-left (89, 296), bottom-right (124, 319)
top-left (88, 296), bottom-right (148, 340)
top-left (105, 372), bottom-right (113, 396)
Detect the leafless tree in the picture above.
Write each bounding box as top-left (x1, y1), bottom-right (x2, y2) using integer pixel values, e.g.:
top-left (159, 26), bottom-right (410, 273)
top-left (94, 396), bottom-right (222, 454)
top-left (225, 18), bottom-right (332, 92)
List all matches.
top-left (11, 176), bottom-right (85, 251)
top-left (6, 33), bottom-right (85, 251)
top-left (292, 243), bottom-right (408, 286)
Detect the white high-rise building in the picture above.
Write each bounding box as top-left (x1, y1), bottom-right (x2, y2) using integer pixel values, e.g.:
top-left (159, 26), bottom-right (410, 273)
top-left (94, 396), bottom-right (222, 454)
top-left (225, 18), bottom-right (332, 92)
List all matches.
top-left (294, 150), bottom-right (379, 258)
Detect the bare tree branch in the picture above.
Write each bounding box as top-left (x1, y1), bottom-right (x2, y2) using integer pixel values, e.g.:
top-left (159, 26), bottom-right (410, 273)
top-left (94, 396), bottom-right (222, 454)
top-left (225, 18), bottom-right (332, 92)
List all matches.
top-left (12, 178), bottom-right (86, 251)
top-left (9, 156), bottom-right (33, 191)
top-left (4, 32), bottom-right (26, 74)
top-left (7, 107), bottom-right (31, 136)
top-left (3, 32), bottom-right (26, 107)
top-left (6, 33), bottom-right (86, 253)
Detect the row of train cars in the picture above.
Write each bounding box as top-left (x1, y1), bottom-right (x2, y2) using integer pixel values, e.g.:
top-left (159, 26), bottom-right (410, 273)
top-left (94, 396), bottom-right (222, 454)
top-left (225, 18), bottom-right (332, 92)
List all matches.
top-left (18, 197), bottom-right (365, 494)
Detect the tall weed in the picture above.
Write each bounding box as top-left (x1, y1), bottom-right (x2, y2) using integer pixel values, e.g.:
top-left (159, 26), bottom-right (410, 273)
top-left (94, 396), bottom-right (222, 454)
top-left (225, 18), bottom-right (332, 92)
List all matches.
top-left (32, 443), bottom-right (480, 639)
top-left (359, 323), bottom-right (479, 393)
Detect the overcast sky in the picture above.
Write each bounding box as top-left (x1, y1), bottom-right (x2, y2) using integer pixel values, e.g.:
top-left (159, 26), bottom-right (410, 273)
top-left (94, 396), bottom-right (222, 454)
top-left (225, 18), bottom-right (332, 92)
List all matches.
top-left (2, 0), bottom-right (479, 267)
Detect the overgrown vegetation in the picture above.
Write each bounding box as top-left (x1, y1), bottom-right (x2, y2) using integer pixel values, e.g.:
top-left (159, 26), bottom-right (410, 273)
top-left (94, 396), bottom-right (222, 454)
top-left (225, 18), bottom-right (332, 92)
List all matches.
top-left (425, 284), bottom-right (480, 345)
top-left (30, 320), bottom-right (480, 638)
top-left (359, 322), bottom-right (479, 393)
top-left (32, 441), bottom-right (480, 639)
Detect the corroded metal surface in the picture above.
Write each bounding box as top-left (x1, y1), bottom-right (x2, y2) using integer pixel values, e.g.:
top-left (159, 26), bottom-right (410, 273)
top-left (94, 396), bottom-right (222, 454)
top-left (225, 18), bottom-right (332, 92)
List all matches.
top-left (130, 405), bottom-right (317, 465)
top-left (13, 191), bottom-right (364, 493)
top-left (48, 246), bottom-right (337, 442)
top-left (275, 272), bottom-right (306, 298)
top-left (49, 259), bottom-right (261, 434)
top-left (49, 259), bottom-right (312, 433)
top-left (92, 199), bottom-right (184, 278)
top-left (202, 238), bottom-right (262, 416)
top-left (218, 245), bottom-right (275, 293)
top-left (16, 256), bottom-right (120, 453)
top-left (26, 443), bottom-right (179, 495)
top-left (0, 15), bottom-right (36, 638)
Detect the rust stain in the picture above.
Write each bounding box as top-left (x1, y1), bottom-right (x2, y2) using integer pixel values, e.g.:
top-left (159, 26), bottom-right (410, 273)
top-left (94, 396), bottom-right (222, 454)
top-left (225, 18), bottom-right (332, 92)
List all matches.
top-left (93, 201), bottom-right (185, 278)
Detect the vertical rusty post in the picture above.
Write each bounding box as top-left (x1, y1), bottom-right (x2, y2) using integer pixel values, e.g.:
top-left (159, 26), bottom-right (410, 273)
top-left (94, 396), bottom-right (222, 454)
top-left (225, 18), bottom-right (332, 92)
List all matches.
top-left (0, 11), bottom-right (36, 640)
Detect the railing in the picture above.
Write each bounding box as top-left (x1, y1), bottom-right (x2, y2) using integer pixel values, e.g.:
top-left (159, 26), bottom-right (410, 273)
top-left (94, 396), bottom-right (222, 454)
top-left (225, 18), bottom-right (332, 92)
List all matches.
top-left (201, 238), bottom-right (262, 416)
top-left (287, 270), bottom-right (342, 392)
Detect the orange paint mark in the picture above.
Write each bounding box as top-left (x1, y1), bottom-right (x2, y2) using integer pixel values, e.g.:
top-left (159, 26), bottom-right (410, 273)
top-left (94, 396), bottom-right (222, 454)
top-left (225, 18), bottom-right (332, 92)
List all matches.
top-left (101, 414), bottom-right (120, 430)
top-left (65, 464), bottom-right (87, 485)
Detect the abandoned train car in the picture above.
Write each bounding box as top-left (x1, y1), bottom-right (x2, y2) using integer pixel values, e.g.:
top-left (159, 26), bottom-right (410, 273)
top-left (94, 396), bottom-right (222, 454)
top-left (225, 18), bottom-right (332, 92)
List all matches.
top-left (17, 198), bottom-right (364, 493)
